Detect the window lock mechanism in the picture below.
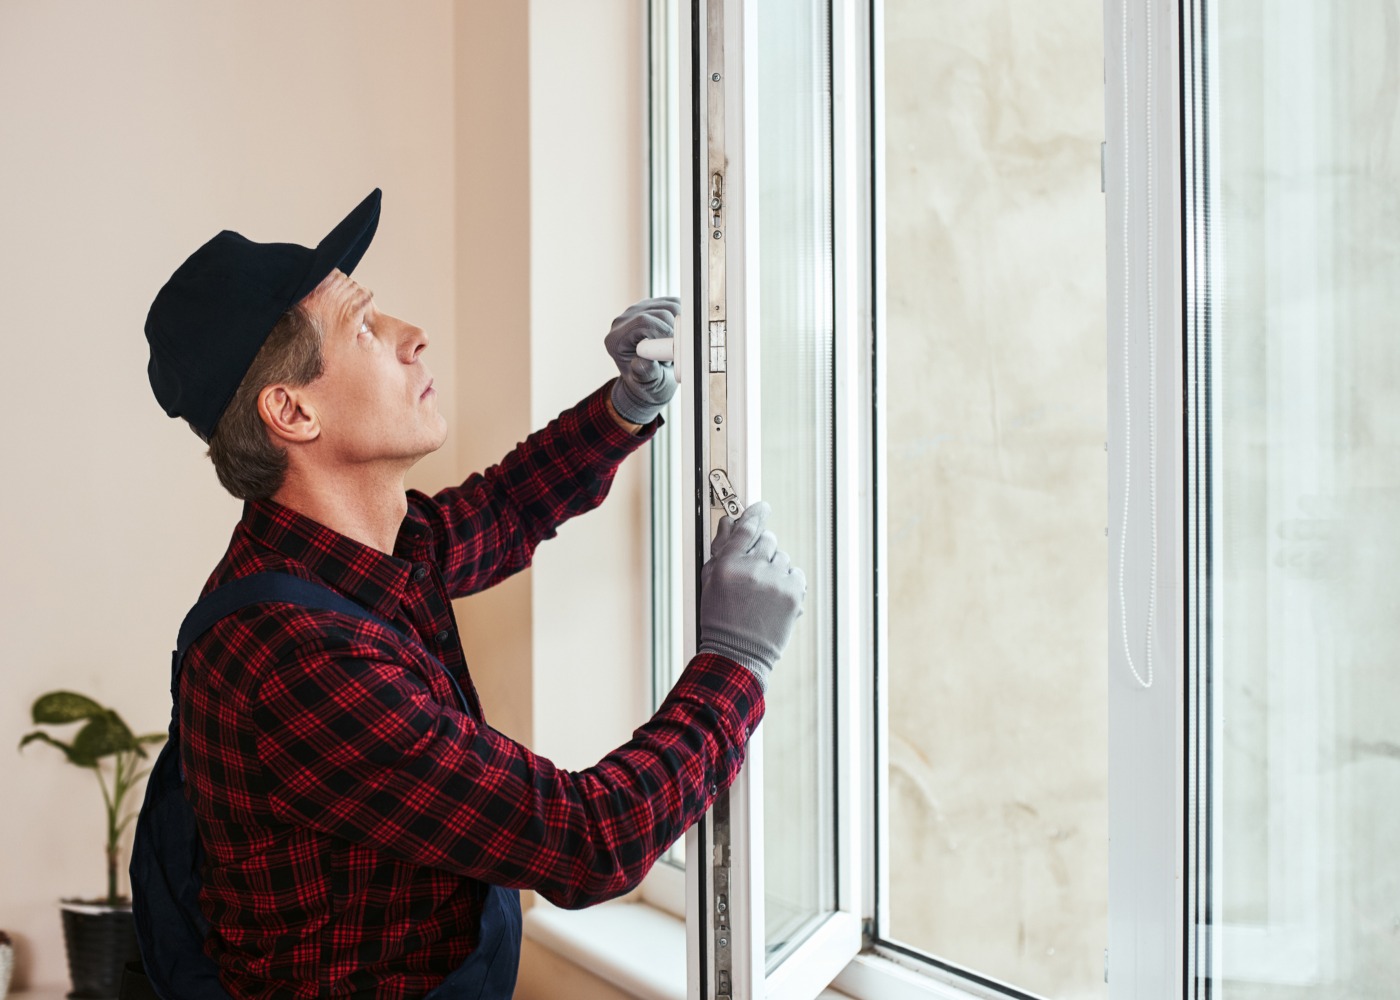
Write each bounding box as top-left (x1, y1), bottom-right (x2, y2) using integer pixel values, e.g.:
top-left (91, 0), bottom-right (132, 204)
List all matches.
top-left (709, 469), bottom-right (745, 518)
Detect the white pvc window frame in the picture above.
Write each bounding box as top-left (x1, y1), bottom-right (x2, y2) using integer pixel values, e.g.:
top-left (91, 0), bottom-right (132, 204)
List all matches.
top-left (542, 2), bottom-right (1366, 994)
top-left (649, 1), bottom-right (1203, 999)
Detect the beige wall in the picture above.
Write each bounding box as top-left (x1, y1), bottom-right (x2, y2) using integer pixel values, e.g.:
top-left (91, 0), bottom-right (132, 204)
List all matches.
top-left (526, 0), bottom-right (652, 771)
top-left (0, 1), bottom-right (645, 994)
top-left (453, 0), bottom-right (537, 751)
top-left (453, 0), bottom-right (651, 771)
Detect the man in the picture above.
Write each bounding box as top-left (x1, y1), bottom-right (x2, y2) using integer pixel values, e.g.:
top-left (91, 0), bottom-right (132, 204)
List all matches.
top-left (141, 189), bottom-right (805, 999)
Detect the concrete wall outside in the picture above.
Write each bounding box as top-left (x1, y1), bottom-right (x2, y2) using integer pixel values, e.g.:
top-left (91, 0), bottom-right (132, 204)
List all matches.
top-left (882, 2), bottom-right (1109, 997)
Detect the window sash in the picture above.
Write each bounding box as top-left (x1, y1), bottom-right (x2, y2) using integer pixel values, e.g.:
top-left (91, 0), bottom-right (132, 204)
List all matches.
top-left (678, 0), bottom-right (863, 997)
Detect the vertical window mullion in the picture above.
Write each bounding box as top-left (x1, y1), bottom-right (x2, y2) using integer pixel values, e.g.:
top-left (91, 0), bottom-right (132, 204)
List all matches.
top-left (1104, 0), bottom-right (1186, 997)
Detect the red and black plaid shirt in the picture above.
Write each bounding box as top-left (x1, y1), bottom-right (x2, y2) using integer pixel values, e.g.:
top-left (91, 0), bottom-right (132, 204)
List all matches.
top-left (180, 384), bottom-right (764, 999)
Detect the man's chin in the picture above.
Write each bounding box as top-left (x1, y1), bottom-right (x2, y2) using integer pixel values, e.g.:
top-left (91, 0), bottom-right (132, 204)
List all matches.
top-left (432, 414), bottom-right (449, 449)
top-left (415, 419), bottom-right (450, 460)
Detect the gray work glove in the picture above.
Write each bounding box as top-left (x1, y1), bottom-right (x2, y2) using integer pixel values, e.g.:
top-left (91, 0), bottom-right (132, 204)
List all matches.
top-left (604, 296), bottom-right (681, 425)
top-left (697, 503), bottom-right (807, 691)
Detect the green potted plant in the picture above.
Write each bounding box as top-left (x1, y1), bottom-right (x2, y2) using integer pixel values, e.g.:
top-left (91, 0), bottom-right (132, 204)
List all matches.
top-left (20, 691), bottom-right (164, 999)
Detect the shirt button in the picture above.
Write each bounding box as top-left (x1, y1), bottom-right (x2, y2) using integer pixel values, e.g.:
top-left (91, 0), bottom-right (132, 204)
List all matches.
top-left (435, 630), bottom-right (451, 645)
top-left (413, 565), bottom-right (429, 582)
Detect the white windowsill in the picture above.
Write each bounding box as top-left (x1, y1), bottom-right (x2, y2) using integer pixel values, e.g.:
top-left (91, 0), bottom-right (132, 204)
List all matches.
top-left (526, 898), bottom-right (1015, 1000)
top-left (523, 896), bottom-right (688, 1000)
top-left (523, 897), bottom-right (858, 1000)
top-left (833, 951), bottom-right (1014, 1000)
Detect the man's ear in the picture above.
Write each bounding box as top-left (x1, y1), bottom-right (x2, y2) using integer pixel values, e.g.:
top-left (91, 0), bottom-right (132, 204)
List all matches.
top-left (258, 384), bottom-right (320, 445)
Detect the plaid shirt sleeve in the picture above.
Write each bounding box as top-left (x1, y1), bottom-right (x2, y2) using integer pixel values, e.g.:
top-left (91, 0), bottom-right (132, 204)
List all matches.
top-left (183, 380), bottom-right (757, 993)
top-left (414, 381), bottom-right (657, 600)
top-left (252, 631), bottom-right (763, 908)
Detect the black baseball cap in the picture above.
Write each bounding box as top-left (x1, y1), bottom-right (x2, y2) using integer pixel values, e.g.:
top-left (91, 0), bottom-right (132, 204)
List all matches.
top-left (145, 188), bottom-right (382, 441)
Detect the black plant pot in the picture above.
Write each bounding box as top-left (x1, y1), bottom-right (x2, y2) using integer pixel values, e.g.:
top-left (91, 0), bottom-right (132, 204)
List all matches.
top-left (59, 902), bottom-right (141, 999)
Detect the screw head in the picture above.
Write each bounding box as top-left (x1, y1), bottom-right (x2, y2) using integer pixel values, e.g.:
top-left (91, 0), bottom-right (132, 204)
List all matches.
top-left (712, 72), bottom-right (721, 82)
top-left (713, 230), bottom-right (722, 239)
top-left (714, 415), bottom-right (723, 424)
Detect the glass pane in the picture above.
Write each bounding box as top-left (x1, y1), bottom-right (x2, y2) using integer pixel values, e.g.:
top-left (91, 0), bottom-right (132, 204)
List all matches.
top-left (882, 1), bottom-right (1108, 996)
top-left (650, 0), bottom-right (686, 869)
top-left (757, 0), bottom-right (837, 965)
top-left (1198, 2), bottom-right (1400, 995)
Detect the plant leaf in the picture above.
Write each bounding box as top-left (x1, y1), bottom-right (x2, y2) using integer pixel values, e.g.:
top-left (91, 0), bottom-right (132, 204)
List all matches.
top-left (31, 691), bottom-right (106, 725)
top-left (132, 732), bottom-right (166, 759)
top-left (73, 712), bottom-right (139, 760)
top-left (19, 731), bottom-right (98, 768)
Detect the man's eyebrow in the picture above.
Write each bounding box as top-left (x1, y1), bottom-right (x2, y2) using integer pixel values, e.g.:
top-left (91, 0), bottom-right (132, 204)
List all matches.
top-left (346, 287), bottom-right (374, 323)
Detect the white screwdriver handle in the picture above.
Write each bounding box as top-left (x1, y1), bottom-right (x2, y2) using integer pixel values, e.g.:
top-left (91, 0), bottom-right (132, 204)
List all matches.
top-left (636, 337), bottom-right (674, 362)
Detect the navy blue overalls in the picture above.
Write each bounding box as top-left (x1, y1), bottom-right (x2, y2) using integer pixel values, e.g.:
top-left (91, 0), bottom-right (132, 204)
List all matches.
top-left (129, 572), bottom-right (521, 1000)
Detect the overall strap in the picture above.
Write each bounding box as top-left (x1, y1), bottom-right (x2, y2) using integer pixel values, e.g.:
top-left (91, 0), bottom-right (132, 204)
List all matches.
top-left (174, 571), bottom-right (469, 713)
top-left (129, 573), bottom-right (479, 1000)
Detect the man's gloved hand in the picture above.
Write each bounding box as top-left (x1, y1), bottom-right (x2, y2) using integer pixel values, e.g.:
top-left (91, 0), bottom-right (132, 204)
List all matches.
top-left (698, 503), bottom-right (807, 691)
top-left (605, 296), bottom-right (681, 425)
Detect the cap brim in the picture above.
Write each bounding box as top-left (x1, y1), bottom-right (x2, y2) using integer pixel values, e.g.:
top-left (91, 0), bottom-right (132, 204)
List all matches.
top-left (294, 187), bottom-right (382, 302)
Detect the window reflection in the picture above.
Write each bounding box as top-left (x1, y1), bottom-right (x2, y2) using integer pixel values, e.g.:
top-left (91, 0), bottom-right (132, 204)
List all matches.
top-left (1202, 2), bottom-right (1400, 994)
top-left (757, 0), bottom-right (838, 964)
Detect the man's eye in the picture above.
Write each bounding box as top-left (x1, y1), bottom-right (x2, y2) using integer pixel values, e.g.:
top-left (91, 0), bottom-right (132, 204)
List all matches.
top-left (360, 321), bottom-right (371, 335)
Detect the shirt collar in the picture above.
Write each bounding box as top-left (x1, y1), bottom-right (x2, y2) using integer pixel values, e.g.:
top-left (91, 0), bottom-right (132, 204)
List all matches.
top-left (242, 499), bottom-right (415, 622)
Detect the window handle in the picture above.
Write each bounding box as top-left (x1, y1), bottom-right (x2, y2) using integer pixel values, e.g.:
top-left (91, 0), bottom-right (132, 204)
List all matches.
top-left (636, 336), bottom-right (674, 362)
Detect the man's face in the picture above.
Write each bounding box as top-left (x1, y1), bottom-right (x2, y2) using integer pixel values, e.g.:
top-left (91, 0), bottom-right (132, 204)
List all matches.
top-left (296, 270), bottom-right (447, 468)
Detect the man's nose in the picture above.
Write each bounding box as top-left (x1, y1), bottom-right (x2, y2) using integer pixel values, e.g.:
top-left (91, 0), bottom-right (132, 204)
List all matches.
top-left (399, 321), bottom-right (429, 362)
